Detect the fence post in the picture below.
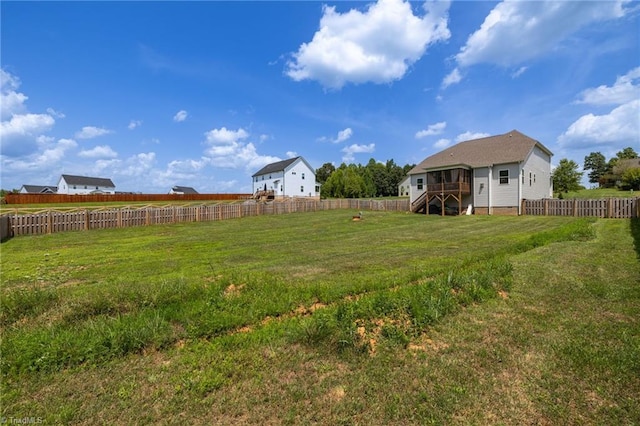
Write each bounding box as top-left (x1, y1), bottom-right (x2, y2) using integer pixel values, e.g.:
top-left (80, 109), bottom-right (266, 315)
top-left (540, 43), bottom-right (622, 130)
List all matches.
top-left (573, 199), bottom-right (578, 217)
top-left (48, 211), bottom-right (53, 234)
top-left (84, 210), bottom-right (90, 231)
top-left (606, 198), bottom-right (612, 218)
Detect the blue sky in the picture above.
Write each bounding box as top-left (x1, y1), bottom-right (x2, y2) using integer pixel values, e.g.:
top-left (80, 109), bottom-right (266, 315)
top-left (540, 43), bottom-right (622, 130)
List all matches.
top-left (1, 0), bottom-right (639, 193)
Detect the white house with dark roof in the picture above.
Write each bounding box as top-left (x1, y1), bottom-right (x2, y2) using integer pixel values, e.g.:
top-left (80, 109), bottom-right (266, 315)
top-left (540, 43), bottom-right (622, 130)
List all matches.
top-left (169, 186), bottom-right (199, 195)
top-left (252, 156), bottom-right (320, 199)
top-left (407, 130), bottom-right (553, 215)
top-left (20, 185), bottom-right (58, 194)
top-left (57, 174), bottom-right (116, 195)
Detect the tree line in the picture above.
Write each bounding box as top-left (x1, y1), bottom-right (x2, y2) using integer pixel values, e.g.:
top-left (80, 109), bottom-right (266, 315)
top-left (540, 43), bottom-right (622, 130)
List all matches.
top-left (552, 147), bottom-right (639, 194)
top-left (315, 159), bottom-right (415, 198)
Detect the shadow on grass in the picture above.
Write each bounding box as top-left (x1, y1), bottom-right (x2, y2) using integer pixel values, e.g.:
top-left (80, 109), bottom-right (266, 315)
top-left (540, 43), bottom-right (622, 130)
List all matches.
top-left (630, 218), bottom-right (640, 259)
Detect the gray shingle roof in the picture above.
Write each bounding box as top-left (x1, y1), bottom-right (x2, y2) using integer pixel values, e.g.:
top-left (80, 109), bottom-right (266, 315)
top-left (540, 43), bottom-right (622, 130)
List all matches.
top-left (252, 157), bottom-right (300, 177)
top-left (21, 185), bottom-right (57, 193)
top-left (61, 174), bottom-right (115, 187)
top-left (408, 130), bottom-right (552, 174)
top-left (172, 186), bottom-right (198, 194)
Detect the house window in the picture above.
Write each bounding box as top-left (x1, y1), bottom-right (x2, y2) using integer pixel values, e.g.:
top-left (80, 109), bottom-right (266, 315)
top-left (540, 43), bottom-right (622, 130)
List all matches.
top-left (534, 174), bottom-right (536, 183)
top-left (417, 178), bottom-right (423, 190)
top-left (499, 170), bottom-right (509, 185)
top-left (522, 170), bottom-right (525, 184)
top-left (300, 186), bottom-right (304, 192)
top-left (292, 172), bottom-right (296, 175)
top-left (262, 176), bottom-right (264, 181)
top-left (302, 173), bottom-right (305, 180)
top-left (529, 172), bottom-right (532, 186)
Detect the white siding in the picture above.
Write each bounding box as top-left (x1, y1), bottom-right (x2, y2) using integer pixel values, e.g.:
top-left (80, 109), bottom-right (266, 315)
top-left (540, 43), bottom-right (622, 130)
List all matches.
top-left (409, 173), bottom-right (426, 203)
top-left (398, 176), bottom-right (410, 197)
top-left (473, 167), bottom-right (490, 208)
top-left (492, 163), bottom-right (520, 207)
top-left (253, 171), bottom-right (285, 195)
top-left (56, 177), bottom-right (115, 195)
top-left (521, 146), bottom-right (553, 199)
top-left (252, 158), bottom-right (318, 198)
top-left (285, 161), bottom-right (315, 197)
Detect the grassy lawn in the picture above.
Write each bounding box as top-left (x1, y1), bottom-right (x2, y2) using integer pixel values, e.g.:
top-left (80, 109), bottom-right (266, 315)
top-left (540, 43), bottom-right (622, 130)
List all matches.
top-left (557, 187), bottom-right (638, 199)
top-left (1, 210), bottom-right (638, 424)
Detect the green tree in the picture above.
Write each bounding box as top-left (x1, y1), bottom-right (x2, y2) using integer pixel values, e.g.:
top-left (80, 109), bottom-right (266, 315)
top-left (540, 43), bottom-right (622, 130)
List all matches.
top-left (365, 158), bottom-right (387, 196)
top-left (315, 162), bottom-right (335, 184)
top-left (553, 159), bottom-right (583, 195)
top-left (616, 147), bottom-right (639, 160)
top-left (620, 167), bottom-right (640, 190)
top-left (583, 152), bottom-right (607, 185)
top-left (385, 159), bottom-right (405, 196)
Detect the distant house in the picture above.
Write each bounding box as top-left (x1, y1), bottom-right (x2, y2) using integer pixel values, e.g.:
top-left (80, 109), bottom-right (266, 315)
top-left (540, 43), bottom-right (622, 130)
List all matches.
top-left (252, 156), bottom-right (320, 199)
top-left (397, 176), bottom-right (410, 197)
top-left (407, 130), bottom-right (553, 215)
top-left (169, 186), bottom-right (199, 195)
top-left (20, 185), bottom-right (57, 194)
top-left (57, 174), bottom-right (116, 195)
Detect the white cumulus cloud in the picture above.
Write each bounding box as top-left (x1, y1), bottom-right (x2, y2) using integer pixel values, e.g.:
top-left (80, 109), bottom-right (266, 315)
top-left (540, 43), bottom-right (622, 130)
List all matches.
top-left (558, 99), bottom-right (640, 149)
top-left (576, 67), bottom-right (640, 106)
top-left (0, 68), bottom-right (57, 157)
top-left (342, 143), bottom-right (375, 162)
top-left (203, 126), bottom-right (280, 170)
top-left (78, 145), bottom-right (118, 159)
top-left (287, 0), bottom-right (451, 89)
top-left (173, 110), bottom-right (188, 122)
top-left (75, 126), bottom-right (112, 140)
top-left (443, 0), bottom-right (629, 88)
top-left (415, 121), bottom-right (446, 138)
top-left (441, 68), bottom-right (461, 89)
top-left (456, 131), bottom-right (490, 142)
top-left (334, 128), bottom-right (353, 143)
top-left (559, 67), bottom-right (640, 149)
top-left (128, 120), bottom-right (142, 130)
top-left (433, 138), bottom-right (451, 149)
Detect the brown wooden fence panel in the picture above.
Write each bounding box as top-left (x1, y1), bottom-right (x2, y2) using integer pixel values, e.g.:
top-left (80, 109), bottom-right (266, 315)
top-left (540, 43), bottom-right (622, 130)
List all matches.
top-left (4, 193), bottom-right (251, 205)
top-left (2, 199), bottom-right (412, 239)
top-left (524, 198), bottom-right (638, 218)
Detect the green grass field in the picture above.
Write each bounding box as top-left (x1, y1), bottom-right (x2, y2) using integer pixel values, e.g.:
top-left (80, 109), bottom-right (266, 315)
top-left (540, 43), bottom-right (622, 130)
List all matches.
top-left (1, 210), bottom-right (638, 424)
top-left (557, 187), bottom-right (638, 199)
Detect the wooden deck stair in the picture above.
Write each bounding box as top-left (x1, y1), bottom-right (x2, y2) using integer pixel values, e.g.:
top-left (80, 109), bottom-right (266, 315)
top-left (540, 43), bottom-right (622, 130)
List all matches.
top-left (411, 191), bottom-right (428, 213)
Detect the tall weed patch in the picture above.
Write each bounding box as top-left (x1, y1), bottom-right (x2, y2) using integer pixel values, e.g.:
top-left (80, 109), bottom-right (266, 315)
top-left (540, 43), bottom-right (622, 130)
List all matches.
top-left (293, 259), bottom-right (513, 353)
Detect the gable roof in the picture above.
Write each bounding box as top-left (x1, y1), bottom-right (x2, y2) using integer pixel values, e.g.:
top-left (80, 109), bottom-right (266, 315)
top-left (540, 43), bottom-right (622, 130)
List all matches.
top-left (60, 174), bottom-right (115, 187)
top-left (409, 130), bottom-right (552, 174)
top-left (21, 185), bottom-right (57, 194)
top-left (252, 157), bottom-right (300, 177)
top-left (172, 185), bottom-right (198, 194)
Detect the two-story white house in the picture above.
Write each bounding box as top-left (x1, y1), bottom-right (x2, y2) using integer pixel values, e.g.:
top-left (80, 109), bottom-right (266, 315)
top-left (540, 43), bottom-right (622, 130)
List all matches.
top-left (407, 130), bottom-right (553, 215)
top-left (57, 174), bottom-right (116, 195)
top-left (252, 156), bottom-right (320, 199)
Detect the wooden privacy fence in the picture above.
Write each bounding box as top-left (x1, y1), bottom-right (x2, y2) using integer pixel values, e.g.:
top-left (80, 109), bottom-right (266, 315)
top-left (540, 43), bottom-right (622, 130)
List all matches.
top-left (2, 198), bottom-right (410, 238)
top-left (523, 197), bottom-right (639, 218)
top-left (4, 193), bottom-right (251, 205)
